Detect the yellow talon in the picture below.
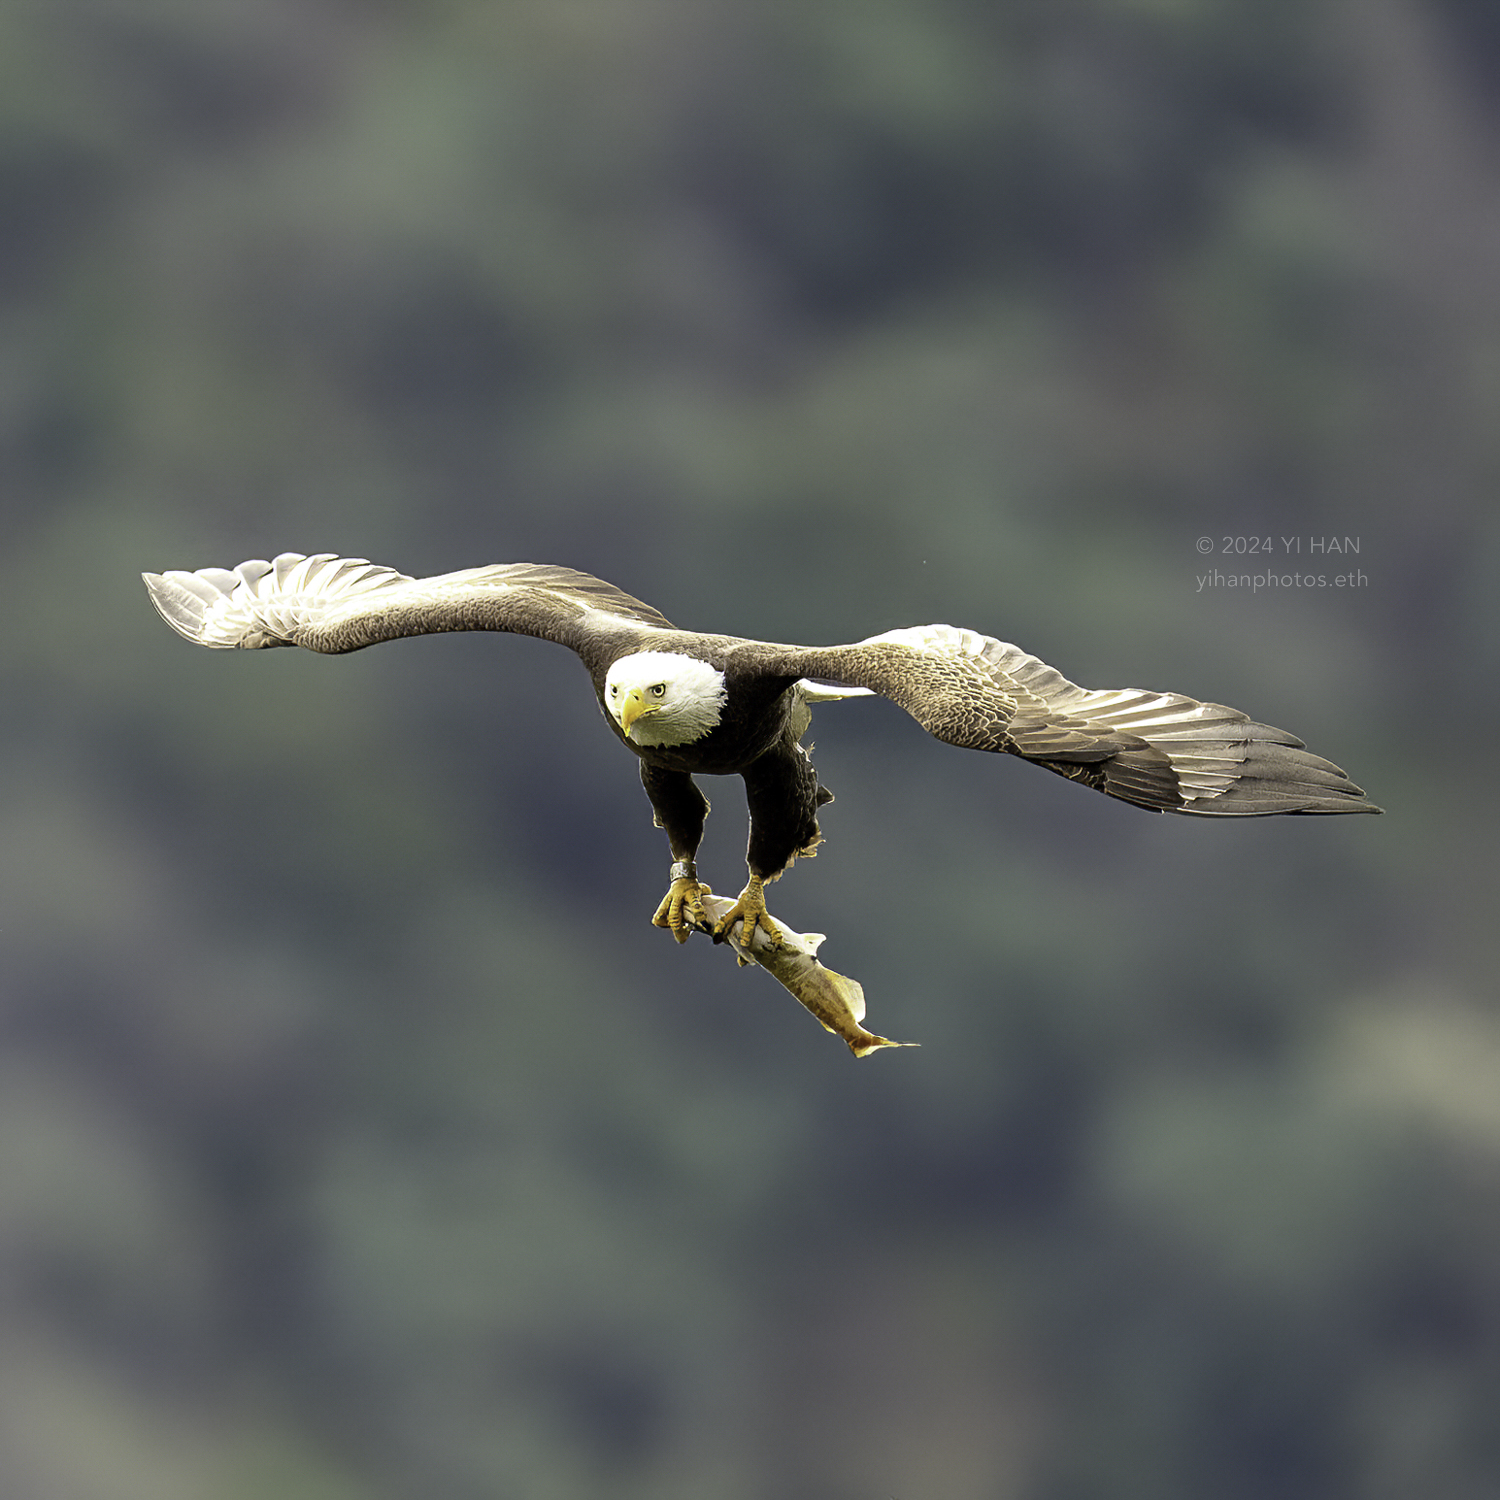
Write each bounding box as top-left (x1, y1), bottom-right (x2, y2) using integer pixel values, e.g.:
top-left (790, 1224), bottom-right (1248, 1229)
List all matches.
top-left (712, 875), bottom-right (784, 961)
top-left (651, 876), bottom-right (712, 943)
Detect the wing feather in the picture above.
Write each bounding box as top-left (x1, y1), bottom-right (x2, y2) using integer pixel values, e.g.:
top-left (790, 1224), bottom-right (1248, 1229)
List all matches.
top-left (142, 552), bottom-right (674, 655)
top-left (742, 624), bottom-right (1380, 816)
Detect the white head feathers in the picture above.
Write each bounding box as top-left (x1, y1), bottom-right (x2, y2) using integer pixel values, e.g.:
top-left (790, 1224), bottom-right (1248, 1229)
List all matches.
top-left (604, 651), bottom-right (727, 748)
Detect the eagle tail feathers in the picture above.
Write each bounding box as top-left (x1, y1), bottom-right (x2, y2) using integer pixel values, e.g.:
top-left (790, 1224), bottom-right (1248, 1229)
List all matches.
top-left (797, 679), bottom-right (876, 702)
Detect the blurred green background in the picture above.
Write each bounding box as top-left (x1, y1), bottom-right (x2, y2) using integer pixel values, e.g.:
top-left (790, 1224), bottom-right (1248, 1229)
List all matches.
top-left (1, 2), bottom-right (1494, 1497)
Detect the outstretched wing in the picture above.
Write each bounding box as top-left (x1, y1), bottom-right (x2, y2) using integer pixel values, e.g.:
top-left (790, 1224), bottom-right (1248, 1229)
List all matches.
top-left (743, 625), bottom-right (1380, 816)
top-left (142, 552), bottom-right (675, 656)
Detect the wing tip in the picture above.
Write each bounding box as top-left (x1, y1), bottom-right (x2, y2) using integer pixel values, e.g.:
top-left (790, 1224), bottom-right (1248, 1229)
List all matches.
top-left (142, 556), bottom-right (314, 649)
top-left (1173, 756), bottom-right (1384, 816)
top-left (141, 567), bottom-right (236, 647)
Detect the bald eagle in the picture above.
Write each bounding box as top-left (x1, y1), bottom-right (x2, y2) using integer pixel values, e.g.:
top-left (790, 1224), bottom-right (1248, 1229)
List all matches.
top-left (143, 553), bottom-right (1380, 951)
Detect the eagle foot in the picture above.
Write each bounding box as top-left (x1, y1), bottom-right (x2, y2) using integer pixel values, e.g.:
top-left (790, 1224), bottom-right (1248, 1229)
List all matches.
top-left (713, 876), bottom-right (784, 964)
top-left (651, 869), bottom-right (713, 944)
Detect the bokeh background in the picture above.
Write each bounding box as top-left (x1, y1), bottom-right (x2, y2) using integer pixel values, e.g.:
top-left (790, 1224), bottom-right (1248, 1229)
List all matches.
top-left (2, 2), bottom-right (1496, 1497)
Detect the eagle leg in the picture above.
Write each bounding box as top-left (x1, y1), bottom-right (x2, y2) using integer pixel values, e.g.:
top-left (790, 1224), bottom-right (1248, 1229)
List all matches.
top-left (651, 859), bottom-right (713, 944)
top-left (712, 874), bottom-right (783, 963)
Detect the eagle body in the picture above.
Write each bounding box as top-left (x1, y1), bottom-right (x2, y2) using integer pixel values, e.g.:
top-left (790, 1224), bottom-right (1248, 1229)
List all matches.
top-left (142, 553), bottom-right (1380, 951)
top-left (587, 638), bottom-right (834, 886)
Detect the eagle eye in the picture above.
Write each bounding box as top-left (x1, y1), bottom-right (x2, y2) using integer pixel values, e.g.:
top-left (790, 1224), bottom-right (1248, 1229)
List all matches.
top-left (650, 683), bottom-right (666, 697)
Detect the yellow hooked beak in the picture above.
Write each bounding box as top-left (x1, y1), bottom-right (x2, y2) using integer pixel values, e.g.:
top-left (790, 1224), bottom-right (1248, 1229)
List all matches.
top-left (618, 687), bottom-right (657, 738)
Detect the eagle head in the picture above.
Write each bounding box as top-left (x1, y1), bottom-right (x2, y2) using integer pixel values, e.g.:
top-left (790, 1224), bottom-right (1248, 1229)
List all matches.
top-left (604, 651), bottom-right (727, 748)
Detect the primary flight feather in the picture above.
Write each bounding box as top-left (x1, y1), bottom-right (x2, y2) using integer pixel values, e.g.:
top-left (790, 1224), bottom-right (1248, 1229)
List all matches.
top-left (143, 552), bottom-right (1380, 950)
